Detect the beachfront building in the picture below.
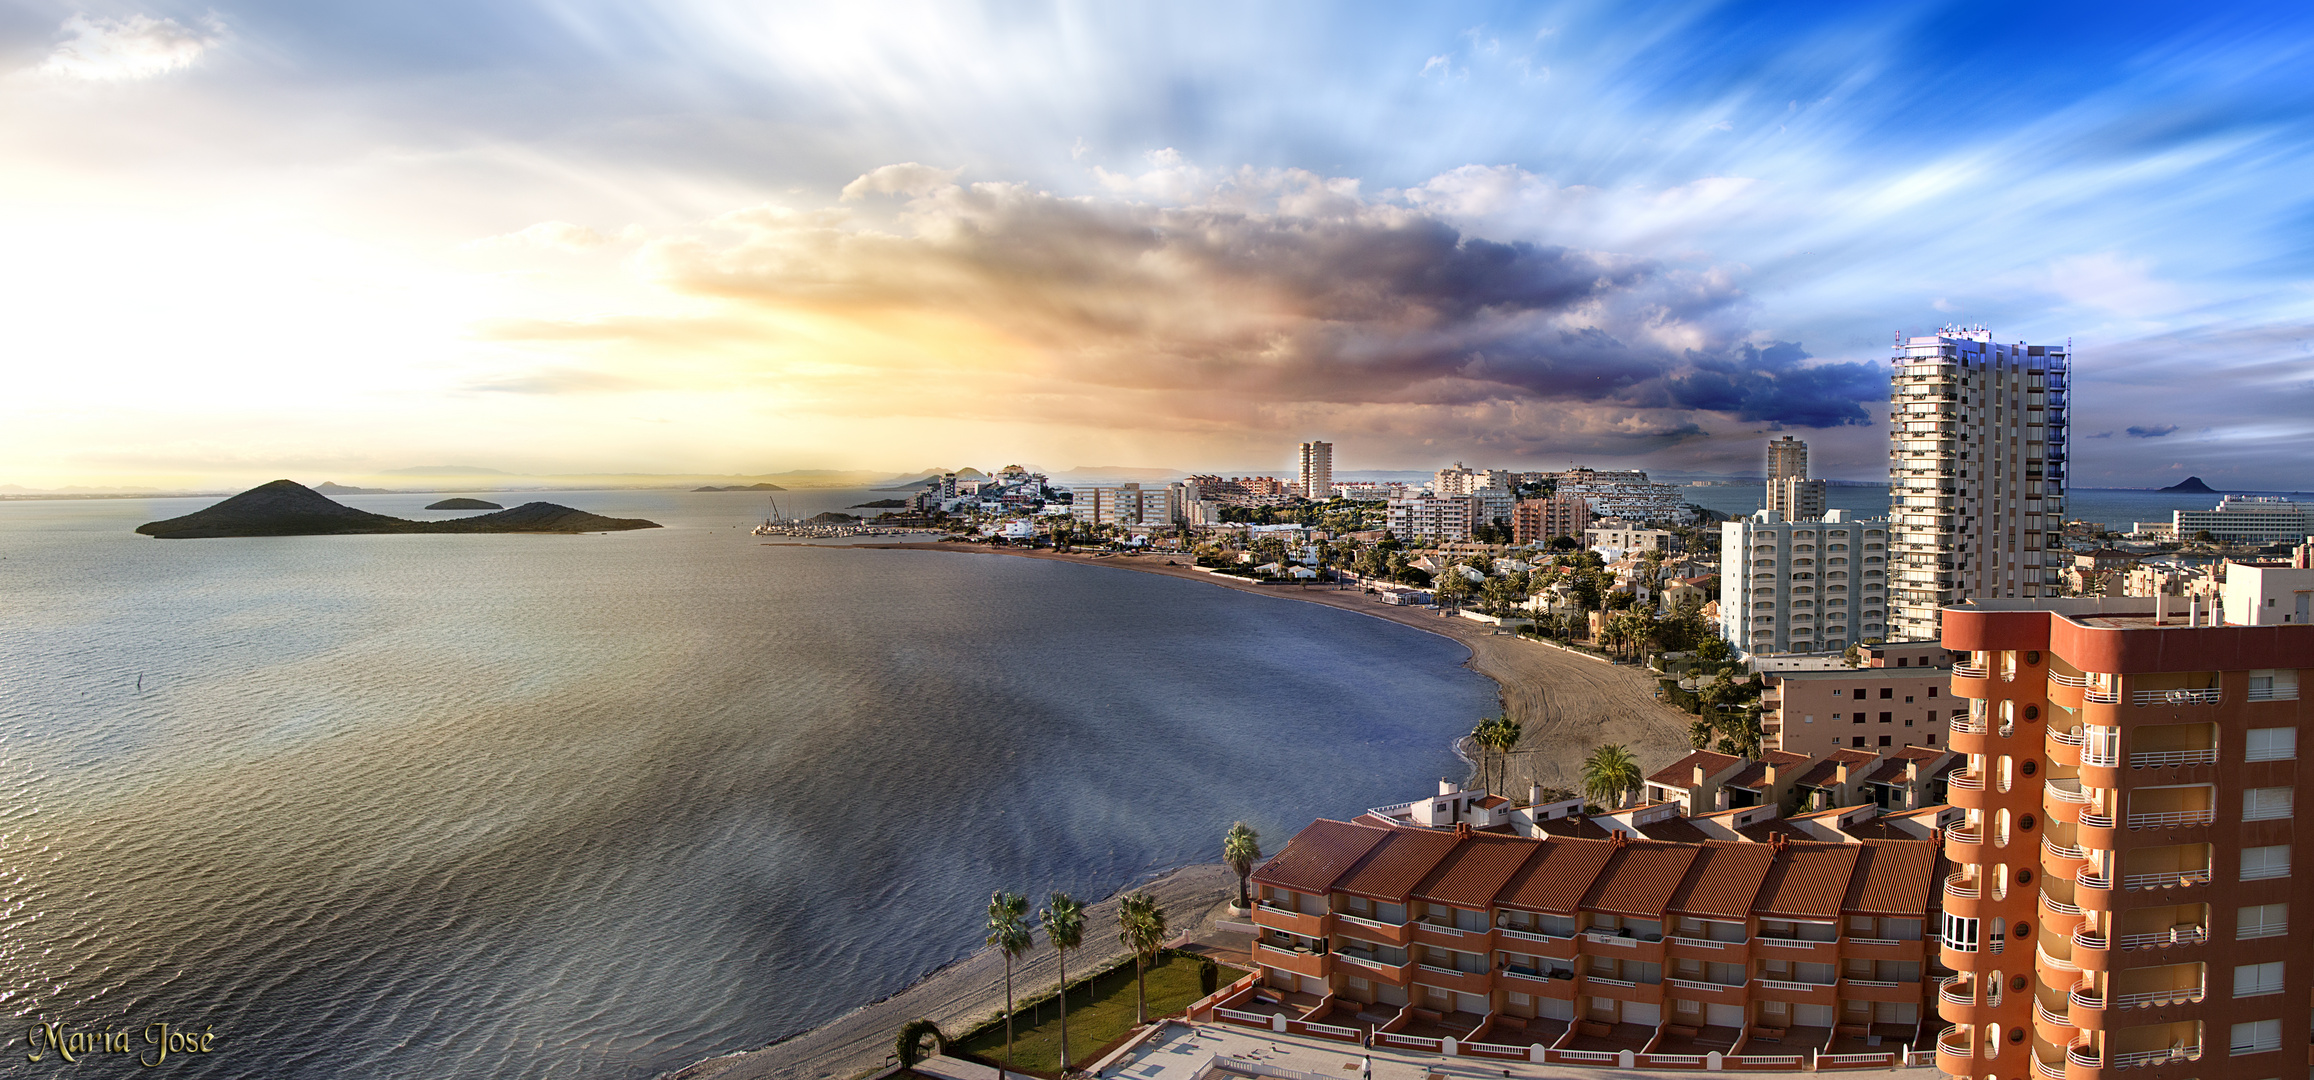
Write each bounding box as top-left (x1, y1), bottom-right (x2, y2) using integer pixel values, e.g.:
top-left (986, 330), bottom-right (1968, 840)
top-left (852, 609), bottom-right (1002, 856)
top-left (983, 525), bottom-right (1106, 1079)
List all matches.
top-left (2172, 497), bottom-right (2314, 546)
top-left (1759, 642), bottom-right (1963, 756)
top-left (1242, 817), bottom-right (1940, 1059)
top-left (1932, 597), bottom-right (2313, 1080)
top-left (1887, 327), bottom-right (2072, 641)
top-left (1514, 495), bottom-right (1590, 547)
top-left (1298, 441), bottom-right (1334, 502)
top-left (1549, 470), bottom-right (1689, 524)
top-left (1719, 511), bottom-right (1890, 656)
top-left (1072, 483), bottom-right (1185, 526)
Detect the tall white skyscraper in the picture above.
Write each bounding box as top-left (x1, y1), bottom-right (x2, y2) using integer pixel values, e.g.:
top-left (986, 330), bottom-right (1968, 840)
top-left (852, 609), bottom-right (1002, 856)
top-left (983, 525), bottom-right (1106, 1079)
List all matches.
top-left (1297, 441), bottom-right (1333, 501)
top-left (1887, 326), bottom-right (2071, 639)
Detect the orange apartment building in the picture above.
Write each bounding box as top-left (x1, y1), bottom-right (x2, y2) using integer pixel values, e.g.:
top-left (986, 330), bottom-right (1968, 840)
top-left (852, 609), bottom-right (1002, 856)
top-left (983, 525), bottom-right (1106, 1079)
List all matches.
top-left (1235, 818), bottom-right (1943, 1069)
top-left (1933, 598), bottom-right (2312, 1080)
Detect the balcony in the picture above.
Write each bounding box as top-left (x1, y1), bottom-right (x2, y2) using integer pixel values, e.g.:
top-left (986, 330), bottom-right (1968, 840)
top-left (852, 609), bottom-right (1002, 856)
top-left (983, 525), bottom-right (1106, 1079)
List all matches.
top-left (2043, 837), bottom-right (2089, 861)
top-left (2124, 808), bottom-right (2213, 830)
top-left (2033, 1054), bottom-right (2066, 1080)
top-left (2110, 985), bottom-right (2203, 1009)
top-left (1333, 912), bottom-right (1413, 946)
top-left (1949, 771), bottom-right (1986, 791)
top-left (2048, 671), bottom-right (2090, 688)
top-left (2113, 926), bottom-right (2206, 950)
top-left (1251, 941), bottom-right (1332, 979)
top-left (1954, 663), bottom-right (1989, 679)
top-left (2078, 811), bottom-right (2115, 830)
top-left (2110, 1045), bottom-right (2199, 1068)
top-left (1495, 924), bottom-right (1569, 946)
top-left (1940, 977), bottom-right (1974, 1007)
top-left (2119, 867), bottom-right (2208, 891)
top-left (1953, 715), bottom-right (1988, 735)
top-left (2071, 928), bottom-right (2108, 951)
top-left (2126, 748), bottom-right (2217, 769)
top-left (2084, 688), bottom-right (2119, 705)
top-left (2132, 688), bottom-right (2219, 708)
top-left (2049, 727), bottom-right (2086, 747)
top-left (2039, 944), bottom-right (2081, 974)
top-left (2076, 867), bottom-right (2111, 891)
top-left (1945, 874), bottom-right (1981, 900)
top-left (2046, 778), bottom-right (2090, 804)
top-left (1253, 901), bottom-right (1330, 938)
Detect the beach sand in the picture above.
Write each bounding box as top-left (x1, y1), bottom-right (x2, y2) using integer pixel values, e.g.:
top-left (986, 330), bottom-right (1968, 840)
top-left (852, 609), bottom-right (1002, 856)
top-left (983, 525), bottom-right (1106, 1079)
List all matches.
top-left (670, 542), bottom-right (1695, 1080)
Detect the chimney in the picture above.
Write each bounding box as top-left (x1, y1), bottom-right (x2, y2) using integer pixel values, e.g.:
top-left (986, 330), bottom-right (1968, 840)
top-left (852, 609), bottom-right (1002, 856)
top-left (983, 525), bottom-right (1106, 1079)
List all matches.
top-left (2155, 591), bottom-right (2166, 625)
top-left (1440, 778), bottom-right (1458, 796)
top-left (2188, 594), bottom-right (2199, 627)
top-left (1765, 762), bottom-right (1779, 787)
top-left (1693, 764), bottom-right (1706, 786)
top-left (1530, 782), bottom-right (1543, 806)
top-left (1835, 762), bottom-right (1849, 786)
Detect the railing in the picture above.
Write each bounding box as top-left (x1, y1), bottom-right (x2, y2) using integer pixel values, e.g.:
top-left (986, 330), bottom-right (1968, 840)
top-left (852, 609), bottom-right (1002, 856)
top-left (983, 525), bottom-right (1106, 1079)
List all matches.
top-left (2067, 1046), bottom-right (2101, 1069)
top-left (1496, 925), bottom-right (1560, 943)
top-left (1937, 1026), bottom-right (1971, 1055)
top-left (2079, 811), bottom-right (2115, 829)
top-left (1584, 930), bottom-right (1652, 946)
top-left (1380, 1033), bottom-right (1443, 1052)
top-left (2124, 808), bottom-right (2214, 829)
top-left (1556, 1049), bottom-right (1617, 1063)
top-left (1666, 976), bottom-right (1741, 992)
top-left (2120, 867), bottom-right (2209, 890)
top-left (2038, 944), bottom-right (2081, 972)
top-left (2084, 688), bottom-right (2119, 704)
top-left (2076, 868), bottom-right (2111, 890)
top-left (2246, 686), bottom-right (2300, 702)
top-left (2082, 745), bottom-right (2120, 766)
top-left (2048, 727), bottom-right (2085, 747)
top-left (2045, 779), bottom-right (2090, 804)
top-left (2070, 988), bottom-right (2104, 1011)
top-left (1948, 771), bottom-right (1985, 791)
top-left (2127, 748), bottom-right (2217, 769)
top-left (1953, 663), bottom-right (1988, 678)
top-left (1755, 935), bottom-right (1833, 951)
top-left (2111, 1045), bottom-right (2198, 1068)
top-left (1215, 1007), bottom-right (1271, 1025)
top-left (1947, 827), bottom-right (1984, 846)
top-left (1753, 977), bottom-right (1834, 992)
top-left (2043, 837), bottom-right (2087, 860)
top-left (1334, 912), bottom-right (1406, 931)
top-left (2071, 929), bottom-right (2108, 950)
top-left (1586, 975), bottom-right (1636, 987)
top-left (1952, 716), bottom-right (1987, 734)
top-left (1945, 874), bottom-right (1980, 899)
top-left (2133, 688), bottom-right (2221, 707)
top-left (2033, 1054), bottom-right (2067, 1080)
top-left (2048, 671), bottom-right (2090, 688)
top-left (1301, 1020), bottom-right (1360, 1040)
top-left (1847, 936), bottom-right (1900, 948)
top-left (2042, 893), bottom-right (2083, 916)
top-left (1940, 978), bottom-right (1974, 1006)
top-left (2115, 927), bottom-right (2206, 949)
top-left (2036, 1000), bottom-right (2071, 1028)
top-left (1666, 935), bottom-right (1727, 950)
top-left (1415, 962), bottom-right (1474, 978)
top-left (1334, 953), bottom-right (1405, 976)
top-left (2112, 986), bottom-right (2203, 1009)
top-left (1415, 919), bottom-right (1468, 936)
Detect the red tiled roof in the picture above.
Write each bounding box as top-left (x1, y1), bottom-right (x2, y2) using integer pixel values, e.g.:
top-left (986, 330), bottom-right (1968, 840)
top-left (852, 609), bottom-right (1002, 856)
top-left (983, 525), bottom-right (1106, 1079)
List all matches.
top-left (1332, 827), bottom-right (1463, 901)
top-left (1725, 750), bottom-right (1811, 791)
top-left (1535, 816), bottom-right (1613, 839)
top-left (1646, 750), bottom-right (1742, 788)
top-left (1580, 842), bottom-right (1702, 919)
top-left (1793, 749), bottom-right (1878, 790)
top-left (1752, 843), bottom-right (1862, 919)
top-left (1250, 819), bottom-right (1389, 895)
top-left (1412, 833), bottom-right (1542, 909)
top-left (1497, 837), bottom-right (1616, 914)
top-left (1473, 794), bottom-right (1511, 809)
top-left (1842, 839), bottom-right (1938, 916)
top-left (1665, 842), bottom-right (1776, 920)
top-left (1636, 818), bottom-right (1714, 844)
top-left (1737, 818), bottom-right (1811, 843)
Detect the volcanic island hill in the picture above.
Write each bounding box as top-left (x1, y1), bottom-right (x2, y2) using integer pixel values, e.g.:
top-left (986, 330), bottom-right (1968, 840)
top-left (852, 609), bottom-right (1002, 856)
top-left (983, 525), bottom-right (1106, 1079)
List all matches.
top-left (2160, 475), bottom-right (2219, 493)
top-left (425, 498), bottom-right (503, 510)
top-left (135, 481), bottom-right (661, 538)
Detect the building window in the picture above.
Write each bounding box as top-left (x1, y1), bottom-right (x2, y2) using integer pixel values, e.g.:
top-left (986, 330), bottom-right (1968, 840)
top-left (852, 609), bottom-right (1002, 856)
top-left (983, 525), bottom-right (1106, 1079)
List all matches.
top-left (1897, 657), bottom-right (1907, 667)
top-left (1878, 736), bottom-right (1892, 747)
top-left (1853, 713), bottom-right (1866, 724)
top-left (1880, 688), bottom-right (1894, 699)
top-left (1880, 713), bottom-right (1893, 723)
top-left (2230, 1019), bottom-right (2281, 1056)
top-left (1852, 688), bottom-right (1864, 698)
top-left (1927, 733), bottom-right (1936, 745)
top-left (2246, 728), bottom-right (2296, 762)
top-left (1928, 688), bottom-right (1938, 698)
top-left (2237, 903), bottom-right (2287, 940)
top-left (1853, 737), bottom-right (1866, 748)
top-left (2243, 787), bottom-right (2293, 822)
top-left (1941, 913), bottom-right (1978, 952)
top-left (2234, 962), bottom-right (2285, 998)
top-left (1831, 689), bottom-right (1844, 698)
top-left (2241, 845), bottom-right (2290, 881)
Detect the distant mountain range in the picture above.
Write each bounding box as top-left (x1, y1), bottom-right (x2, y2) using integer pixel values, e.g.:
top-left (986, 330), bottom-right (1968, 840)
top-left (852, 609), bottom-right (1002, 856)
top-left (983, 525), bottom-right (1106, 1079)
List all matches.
top-left (135, 481), bottom-right (660, 538)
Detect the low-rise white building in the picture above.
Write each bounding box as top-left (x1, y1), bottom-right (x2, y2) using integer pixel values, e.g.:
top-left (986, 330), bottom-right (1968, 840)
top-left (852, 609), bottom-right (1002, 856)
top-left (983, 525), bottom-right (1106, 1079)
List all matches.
top-left (2223, 557), bottom-right (2314, 625)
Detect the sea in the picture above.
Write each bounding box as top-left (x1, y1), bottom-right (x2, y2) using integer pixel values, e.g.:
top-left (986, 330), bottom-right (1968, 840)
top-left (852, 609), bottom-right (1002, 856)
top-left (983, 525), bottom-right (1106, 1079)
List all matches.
top-left (0, 489), bottom-right (1492, 1079)
top-left (1678, 483), bottom-right (2311, 532)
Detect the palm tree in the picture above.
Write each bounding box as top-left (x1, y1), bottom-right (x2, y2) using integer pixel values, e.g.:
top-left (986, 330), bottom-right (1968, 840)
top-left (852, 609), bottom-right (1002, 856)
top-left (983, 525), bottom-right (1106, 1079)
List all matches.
top-left (1040, 892), bottom-right (1087, 1074)
top-left (1489, 716), bottom-right (1523, 793)
top-left (1581, 743), bottom-right (1642, 809)
top-left (1223, 822), bottom-right (1262, 911)
top-left (986, 891), bottom-right (1033, 1079)
top-left (1467, 716), bottom-right (1499, 792)
top-left (1117, 892), bottom-right (1170, 1024)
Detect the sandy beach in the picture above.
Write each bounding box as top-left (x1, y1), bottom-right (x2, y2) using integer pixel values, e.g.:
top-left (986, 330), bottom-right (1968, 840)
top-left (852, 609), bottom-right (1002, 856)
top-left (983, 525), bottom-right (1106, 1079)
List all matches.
top-left (669, 541), bottom-right (1694, 1080)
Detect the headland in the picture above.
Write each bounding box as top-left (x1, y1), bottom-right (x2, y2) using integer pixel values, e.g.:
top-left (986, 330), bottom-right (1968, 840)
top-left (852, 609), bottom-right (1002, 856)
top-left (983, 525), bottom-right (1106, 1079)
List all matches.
top-left (135, 480), bottom-right (661, 538)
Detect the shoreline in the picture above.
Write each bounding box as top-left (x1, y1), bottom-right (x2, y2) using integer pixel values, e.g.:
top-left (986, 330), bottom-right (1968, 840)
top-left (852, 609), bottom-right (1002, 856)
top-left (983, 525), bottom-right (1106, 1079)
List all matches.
top-left (665, 540), bottom-right (1692, 1080)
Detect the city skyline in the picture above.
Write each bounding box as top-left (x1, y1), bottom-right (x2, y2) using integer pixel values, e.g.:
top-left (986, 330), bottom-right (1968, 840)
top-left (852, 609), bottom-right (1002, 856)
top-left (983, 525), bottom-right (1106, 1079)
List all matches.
top-left (5, 3), bottom-right (2313, 491)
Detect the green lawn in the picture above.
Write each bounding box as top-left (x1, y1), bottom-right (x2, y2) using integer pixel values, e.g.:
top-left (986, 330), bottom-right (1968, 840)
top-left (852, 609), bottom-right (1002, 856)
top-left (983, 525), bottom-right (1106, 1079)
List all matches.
top-left (952, 952), bottom-right (1246, 1076)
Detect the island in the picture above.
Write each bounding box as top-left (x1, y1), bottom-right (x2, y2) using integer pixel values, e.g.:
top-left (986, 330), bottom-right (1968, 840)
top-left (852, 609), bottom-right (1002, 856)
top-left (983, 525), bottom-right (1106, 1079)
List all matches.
top-left (692, 482), bottom-right (787, 492)
top-left (135, 481), bottom-right (661, 538)
top-left (2160, 475), bottom-right (2219, 493)
top-left (425, 498), bottom-right (504, 510)
top-left (849, 499), bottom-right (908, 509)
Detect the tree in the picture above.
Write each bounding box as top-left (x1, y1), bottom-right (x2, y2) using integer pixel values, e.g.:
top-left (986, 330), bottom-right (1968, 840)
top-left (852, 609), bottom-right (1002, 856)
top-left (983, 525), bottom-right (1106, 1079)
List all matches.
top-left (1433, 564), bottom-right (1474, 607)
top-left (986, 891), bottom-right (1032, 1079)
top-left (896, 1019), bottom-right (945, 1069)
top-left (1581, 743), bottom-right (1642, 809)
top-left (1117, 892), bottom-right (1170, 1025)
top-left (1039, 893), bottom-right (1087, 1073)
top-left (1223, 822), bottom-right (1262, 910)
top-left (1694, 636), bottom-right (1732, 665)
top-left (1486, 716), bottom-right (1523, 792)
top-left (1687, 720), bottom-right (1715, 750)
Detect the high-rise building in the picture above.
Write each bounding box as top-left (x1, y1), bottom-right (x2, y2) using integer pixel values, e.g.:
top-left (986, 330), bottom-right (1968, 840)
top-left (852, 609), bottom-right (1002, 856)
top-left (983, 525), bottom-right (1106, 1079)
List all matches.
top-left (1888, 327), bottom-right (2071, 640)
top-left (1387, 495), bottom-right (1473, 542)
top-left (1933, 597), bottom-right (2311, 1080)
top-left (1433, 462), bottom-right (1476, 498)
top-left (1767, 435), bottom-right (1810, 482)
top-left (1298, 441), bottom-right (1333, 501)
top-left (1719, 510), bottom-right (1890, 655)
top-left (1512, 495), bottom-right (1589, 546)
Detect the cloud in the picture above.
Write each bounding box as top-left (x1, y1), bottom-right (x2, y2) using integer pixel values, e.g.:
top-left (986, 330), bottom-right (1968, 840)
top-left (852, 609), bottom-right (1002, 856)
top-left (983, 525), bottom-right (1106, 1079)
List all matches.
top-left (839, 163), bottom-right (962, 201)
top-left (2125, 424), bottom-right (2180, 438)
top-left (465, 221), bottom-right (615, 252)
top-left (33, 14), bottom-right (223, 81)
top-left (621, 165), bottom-right (1873, 455)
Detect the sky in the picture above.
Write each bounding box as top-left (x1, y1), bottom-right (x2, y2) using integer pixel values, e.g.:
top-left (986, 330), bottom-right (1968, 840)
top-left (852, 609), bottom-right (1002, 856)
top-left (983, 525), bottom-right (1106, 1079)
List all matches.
top-left (3, 0), bottom-right (2312, 489)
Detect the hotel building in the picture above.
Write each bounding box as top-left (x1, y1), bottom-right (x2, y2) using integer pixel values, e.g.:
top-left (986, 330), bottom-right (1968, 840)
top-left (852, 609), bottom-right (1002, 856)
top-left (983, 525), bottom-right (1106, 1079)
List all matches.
top-left (1889, 328), bottom-right (2072, 641)
top-left (1719, 511), bottom-right (1891, 656)
top-left (1932, 597), bottom-right (2312, 1080)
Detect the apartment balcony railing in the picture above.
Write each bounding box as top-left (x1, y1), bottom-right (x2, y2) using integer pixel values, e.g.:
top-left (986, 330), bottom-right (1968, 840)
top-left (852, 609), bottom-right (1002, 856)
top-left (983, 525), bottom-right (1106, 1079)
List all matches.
top-left (2070, 987), bottom-right (2104, 1011)
top-left (1948, 827), bottom-right (1984, 846)
top-left (1937, 1026), bottom-right (1971, 1056)
top-left (1946, 874), bottom-right (1980, 899)
top-left (2114, 926), bottom-right (2207, 950)
top-left (1335, 912), bottom-right (1407, 930)
top-left (2111, 985), bottom-right (2204, 1009)
top-left (2048, 671), bottom-right (2090, 688)
top-left (1666, 935), bottom-right (1735, 950)
top-left (2049, 727), bottom-right (2086, 747)
top-left (1665, 976), bottom-right (1743, 992)
top-left (2084, 688), bottom-right (2119, 705)
top-left (2036, 1000), bottom-right (2071, 1029)
top-left (2246, 686), bottom-right (2300, 702)
top-left (2068, 1045), bottom-right (2103, 1070)
top-left (1953, 663), bottom-right (1989, 679)
top-left (2132, 688), bottom-right (2221, 708)
top-left (2044, 837), bottom-right (2089, 861)
top-left (1587, 975), bottom-right (1637, 988)
top-left (2072, 929), bottom-right (2108, 951)
top-left (1952, 716), bottom-right (1987, 735)
top-left (1753, 977), bottom-right (1834, 993)
top-left (2127, 748), bottom-right (2218, 769)
top-left (2079, 811), bottom-right (2116, 829)
top-left (2033, 1055), bottom-right (2067, 1080)
top-left (2125, 808), bottom-right (2214, 830)
top-left (1496, 925), bottom-right (1567, 944)
top-left (2077, 868), bottom-right (2112, 891)
top-left (1949, 771), bottom-right (1986, 791)
top-left (2045, 779), bottom-right (2090, 804)
top-left (2120, 867), bottom-right (2209, 890)
top-left (2082, 746), bottom-right (2120, 766)
top-left (2111, 1045), bottom-right (2198, 1068)
top-left (2042, 893), bottom-right (2084, 917)
top-left (2038, 944), bottom-right (2081, 973)
top-left (1941, 978), bottom-right (1974, 1007)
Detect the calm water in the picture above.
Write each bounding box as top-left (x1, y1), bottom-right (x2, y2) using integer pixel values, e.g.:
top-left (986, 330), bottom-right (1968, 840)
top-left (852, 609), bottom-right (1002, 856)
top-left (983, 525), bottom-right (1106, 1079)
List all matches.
top-left (1680, 483), bottom-right (2309, 531)
top-left (0, 490), bottom-right (1489, 1079)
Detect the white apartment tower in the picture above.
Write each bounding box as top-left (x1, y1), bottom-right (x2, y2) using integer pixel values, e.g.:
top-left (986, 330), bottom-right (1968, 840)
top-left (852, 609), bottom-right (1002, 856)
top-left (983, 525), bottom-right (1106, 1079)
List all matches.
top-left (1764, 435), bottom-right (1826, 524)
top-left (1297, 441), bottom-right (1333, 501)
top-left (1720, 510), bottom-right (1890, 654)
top-left (1888, 326), bottom-right (2071, 640)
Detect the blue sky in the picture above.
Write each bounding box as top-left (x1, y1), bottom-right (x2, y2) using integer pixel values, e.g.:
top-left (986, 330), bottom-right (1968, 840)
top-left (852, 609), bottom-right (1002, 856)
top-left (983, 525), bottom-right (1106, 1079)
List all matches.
top-left (2, 0), bottom-right (2310, 487)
